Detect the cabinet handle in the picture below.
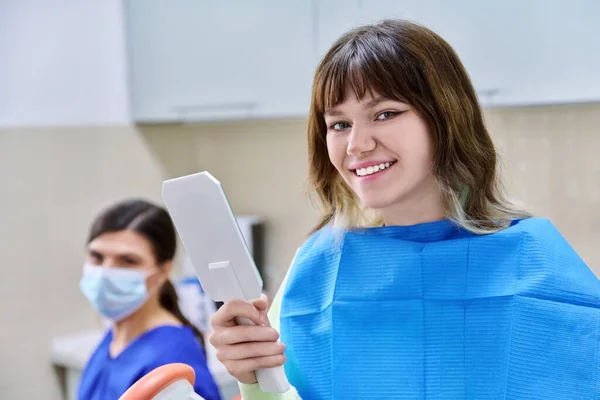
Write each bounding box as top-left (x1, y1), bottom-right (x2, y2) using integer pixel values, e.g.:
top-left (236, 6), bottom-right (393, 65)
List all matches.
top-left (171, 102), bottom-right (259, 122)
top-left (172, 101), bottom-right (258, 113)
top-left (477, 88), bottom-right (500, 99)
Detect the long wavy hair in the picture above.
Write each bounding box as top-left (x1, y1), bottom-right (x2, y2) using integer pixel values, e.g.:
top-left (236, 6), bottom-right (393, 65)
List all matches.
top-left (307, 19), bottom-right (530, 234)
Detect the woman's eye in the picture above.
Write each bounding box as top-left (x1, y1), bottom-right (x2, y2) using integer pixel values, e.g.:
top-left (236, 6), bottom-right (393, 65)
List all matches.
top-left (329, 121), bottom-right (351, 131)
top-left (121, 257), bottom-right (138, 266)
top-left (376, 111), bottom-right (399, 121)
top-left (89, 252), bottom-right (103, 264)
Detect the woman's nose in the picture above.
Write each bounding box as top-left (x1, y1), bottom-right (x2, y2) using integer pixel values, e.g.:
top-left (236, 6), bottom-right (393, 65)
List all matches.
top-left (101, 259), bottom-right (120, 269)
top-left (346, 125), bottom-right (376, 156)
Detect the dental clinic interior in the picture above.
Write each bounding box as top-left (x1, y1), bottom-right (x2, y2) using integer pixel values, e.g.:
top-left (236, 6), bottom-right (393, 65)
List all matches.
top-left (1, 1), bottom-right (599, 399)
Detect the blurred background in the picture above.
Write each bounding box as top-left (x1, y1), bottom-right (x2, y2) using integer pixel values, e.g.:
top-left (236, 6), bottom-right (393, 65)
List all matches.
top-left (0, 1), bottom-right (598, 399)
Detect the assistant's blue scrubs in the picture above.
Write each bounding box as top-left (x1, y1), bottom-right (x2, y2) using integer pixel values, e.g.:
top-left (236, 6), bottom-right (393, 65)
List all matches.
top-left (77, 325), bottom-right (221, 400)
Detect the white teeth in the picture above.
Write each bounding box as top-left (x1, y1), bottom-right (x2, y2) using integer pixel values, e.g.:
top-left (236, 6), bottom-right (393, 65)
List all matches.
top-left (355, 161), bottom-right (394, 177)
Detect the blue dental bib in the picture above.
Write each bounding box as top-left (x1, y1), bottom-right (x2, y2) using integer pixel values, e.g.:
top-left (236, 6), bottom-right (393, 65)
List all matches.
top-left (280, 218), bottom-right (600, 399)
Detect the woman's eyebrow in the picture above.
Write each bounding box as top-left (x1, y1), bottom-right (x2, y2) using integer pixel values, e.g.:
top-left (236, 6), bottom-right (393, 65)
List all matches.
top-left (324, 108), bottom-right (344, 117)
top-left (116, 252), bottom-right (143, 261)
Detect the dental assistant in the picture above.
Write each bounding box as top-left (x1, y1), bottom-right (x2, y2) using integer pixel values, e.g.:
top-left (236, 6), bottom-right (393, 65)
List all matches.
top-left (77, 199), bottom-right (221, 400)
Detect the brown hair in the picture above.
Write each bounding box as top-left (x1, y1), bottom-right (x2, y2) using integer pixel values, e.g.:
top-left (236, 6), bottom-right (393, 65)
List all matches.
top-left (88, 199), bottom-right (205, 347)
top-left (307, 19), bottom-right (529, 234)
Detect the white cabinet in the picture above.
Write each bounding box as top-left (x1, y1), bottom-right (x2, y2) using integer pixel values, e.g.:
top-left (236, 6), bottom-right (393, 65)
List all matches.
top-left (125, 0), bottom-right (600, 123)
top-left (0, 0), bottom-right (130, 127)
top-left (314, 0), bottom-right (600, 108)
top-left (471, 0), bottom-right (600, 107)
top-left (124, 0), bottom-right (315, 123)
top-left (314, 0), bottom-right (365, 59)
top-left (2, 1), bottom-right (598, 127)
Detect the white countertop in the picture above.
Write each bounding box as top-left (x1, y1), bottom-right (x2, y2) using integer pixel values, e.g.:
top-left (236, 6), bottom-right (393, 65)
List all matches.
top-left (50, 329), bottom-right (237, 387)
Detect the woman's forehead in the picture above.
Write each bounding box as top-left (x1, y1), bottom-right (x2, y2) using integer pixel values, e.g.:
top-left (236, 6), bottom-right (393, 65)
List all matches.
top-left (88, 230), bottom-right (152, 258)
top-left (324, 82), bottom-right (378, 107)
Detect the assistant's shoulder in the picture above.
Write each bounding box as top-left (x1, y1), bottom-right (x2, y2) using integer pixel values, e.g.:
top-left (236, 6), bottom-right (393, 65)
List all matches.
top-left (139, 326), bottom-right (212, 378)
top-left (141, 327), bottom-right (221, 400)
top-left (138, 326), bottom-right (205, 362)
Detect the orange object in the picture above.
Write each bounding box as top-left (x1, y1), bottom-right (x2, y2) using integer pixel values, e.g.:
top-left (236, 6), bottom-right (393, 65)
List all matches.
top-left (119, 363), bottom-right (196, 399)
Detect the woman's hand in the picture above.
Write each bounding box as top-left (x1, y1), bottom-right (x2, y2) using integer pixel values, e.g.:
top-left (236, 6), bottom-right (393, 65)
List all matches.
top-left (208, 295), bottom-right (286, 384)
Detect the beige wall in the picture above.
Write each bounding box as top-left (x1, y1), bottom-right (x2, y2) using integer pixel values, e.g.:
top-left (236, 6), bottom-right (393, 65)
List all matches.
top-left (0, 104), bottom-right (598, 398)
top-left (486, 104), bottom-right (600, 268)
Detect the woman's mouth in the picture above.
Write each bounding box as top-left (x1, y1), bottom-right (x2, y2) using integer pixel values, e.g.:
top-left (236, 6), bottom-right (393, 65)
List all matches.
top-left (353, 161), bottom-right (396, 177)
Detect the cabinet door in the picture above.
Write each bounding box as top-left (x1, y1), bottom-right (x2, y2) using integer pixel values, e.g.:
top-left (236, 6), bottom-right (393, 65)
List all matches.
top-left (316, 0), bottom-right (600, 107)
top-left (125, 0), bottom-right (314, 123)
top-left (0, 1), bottom-right (129, 127)
top-left (477, 0), bottom-right (600, 107)
top-left (319, 0), bottom-right (500, 103)
top-left (315, 0), bottom-right (365, 60)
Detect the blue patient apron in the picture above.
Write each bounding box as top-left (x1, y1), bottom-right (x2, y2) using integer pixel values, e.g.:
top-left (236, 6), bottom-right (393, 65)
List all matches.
top-left (280, 218), bottom-right (600, 399)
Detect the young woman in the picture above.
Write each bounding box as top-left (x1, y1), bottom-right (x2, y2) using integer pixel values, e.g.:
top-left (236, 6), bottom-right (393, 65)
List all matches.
top-left (77, 199), bottom-right (222, 400)
top-left (209, 19), bottom-right (600, 399)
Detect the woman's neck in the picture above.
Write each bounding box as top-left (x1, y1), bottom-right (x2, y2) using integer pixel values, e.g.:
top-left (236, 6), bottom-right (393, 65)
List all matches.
top-left (109, 296), bottom-right (180, 357)
top-left (381, 182), bottom-right (446, 226)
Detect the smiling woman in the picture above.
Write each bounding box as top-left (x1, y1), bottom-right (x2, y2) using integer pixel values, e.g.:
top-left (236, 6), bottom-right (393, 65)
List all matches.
top-left (308, 19), bottom-right (530, 233)
top-left (323, 91), bottom-right (442, 226)
top-left (77, 199), bottom-right (222, 400)
top-left (206, 18), bottom-right (600, 400)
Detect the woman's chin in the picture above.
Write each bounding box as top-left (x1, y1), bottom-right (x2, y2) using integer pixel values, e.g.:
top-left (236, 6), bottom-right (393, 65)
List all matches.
top-left (358, 196), bottom-right (395, 211)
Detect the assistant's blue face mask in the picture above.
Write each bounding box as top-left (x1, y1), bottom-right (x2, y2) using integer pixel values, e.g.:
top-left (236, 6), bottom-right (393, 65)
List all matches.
top-left (79, 264), bottom-right (157, 321)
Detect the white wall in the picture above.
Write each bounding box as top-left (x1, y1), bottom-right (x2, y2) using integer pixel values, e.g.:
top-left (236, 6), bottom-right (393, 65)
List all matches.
top-left (0, 0), bottom-right (130, 127)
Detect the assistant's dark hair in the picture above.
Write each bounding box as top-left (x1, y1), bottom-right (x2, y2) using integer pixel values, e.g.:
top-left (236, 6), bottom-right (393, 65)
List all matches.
top-left (88, 198), bottom-right (204, 347)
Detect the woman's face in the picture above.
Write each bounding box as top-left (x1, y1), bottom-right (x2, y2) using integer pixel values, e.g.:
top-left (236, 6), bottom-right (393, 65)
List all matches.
top-left (86, 230), bottom-right (167, 287)
top-left (324, 87), bottom-right (444, 225)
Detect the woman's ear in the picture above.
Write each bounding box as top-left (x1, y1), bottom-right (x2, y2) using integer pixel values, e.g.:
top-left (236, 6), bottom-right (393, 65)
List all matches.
top-left (161, 259), bottom-right (174, 275)
top-left (149, 260), bottom-right (173, 288)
